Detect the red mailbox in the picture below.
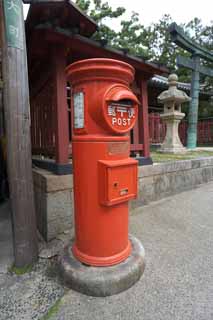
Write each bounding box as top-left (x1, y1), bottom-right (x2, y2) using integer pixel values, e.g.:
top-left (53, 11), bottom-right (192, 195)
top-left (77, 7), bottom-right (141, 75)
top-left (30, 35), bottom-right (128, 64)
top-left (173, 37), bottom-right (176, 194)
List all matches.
top-left (66, 58), bottom-right (139, 267)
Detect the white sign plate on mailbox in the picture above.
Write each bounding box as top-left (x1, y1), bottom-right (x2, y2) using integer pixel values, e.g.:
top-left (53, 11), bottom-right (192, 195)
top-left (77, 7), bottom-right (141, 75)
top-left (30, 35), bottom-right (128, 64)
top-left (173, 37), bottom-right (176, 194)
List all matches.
top-left (74, 92), bottom-right (84, 129)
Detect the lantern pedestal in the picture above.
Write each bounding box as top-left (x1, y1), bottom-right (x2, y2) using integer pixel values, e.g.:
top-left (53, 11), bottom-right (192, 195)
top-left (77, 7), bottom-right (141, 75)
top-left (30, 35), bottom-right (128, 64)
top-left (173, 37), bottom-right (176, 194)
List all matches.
top-left (160, 112), bottom-right (187, 154)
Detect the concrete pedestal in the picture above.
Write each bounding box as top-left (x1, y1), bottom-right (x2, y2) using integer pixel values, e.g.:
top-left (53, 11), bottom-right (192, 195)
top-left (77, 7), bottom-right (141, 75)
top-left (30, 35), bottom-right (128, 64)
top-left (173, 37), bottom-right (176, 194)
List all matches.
top-left (160, 112), bottom-right (187, 154)
top-left (33, 168), bottom-right (73, 241)
top-left (59, 235), bottom-right (145, 297)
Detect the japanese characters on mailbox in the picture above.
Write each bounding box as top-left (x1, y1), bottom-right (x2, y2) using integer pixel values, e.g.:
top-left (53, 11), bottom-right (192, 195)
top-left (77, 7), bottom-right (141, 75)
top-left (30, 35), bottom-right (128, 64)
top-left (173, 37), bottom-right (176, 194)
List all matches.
top-left (106, 101), bottom-right (136, 132)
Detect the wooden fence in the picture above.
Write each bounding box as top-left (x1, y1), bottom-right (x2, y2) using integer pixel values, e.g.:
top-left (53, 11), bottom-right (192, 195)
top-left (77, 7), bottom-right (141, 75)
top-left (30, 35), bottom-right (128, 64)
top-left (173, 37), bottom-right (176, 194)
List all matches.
top-left (30, 77), bottom-right (56, 156)
top-left (31, 85), bottom-right (150, 160)
top-left (149, 113), bottom-right (213, 146)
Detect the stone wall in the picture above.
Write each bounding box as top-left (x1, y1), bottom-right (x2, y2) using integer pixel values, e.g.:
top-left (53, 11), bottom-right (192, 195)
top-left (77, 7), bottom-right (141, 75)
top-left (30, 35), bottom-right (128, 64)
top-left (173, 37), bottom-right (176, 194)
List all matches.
top-left (33, 168), bottom-right (73, 241)
top-left (33, 157), bottom-right (213, 241)
top-left (131, 157), bottom-right (213, 209)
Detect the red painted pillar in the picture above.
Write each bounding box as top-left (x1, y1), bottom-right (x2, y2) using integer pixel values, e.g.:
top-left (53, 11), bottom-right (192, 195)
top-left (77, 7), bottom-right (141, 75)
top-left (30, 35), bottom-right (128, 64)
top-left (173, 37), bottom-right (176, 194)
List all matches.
top-left (132, 117), bottom-right (140, 155)
top-left (52, 47), bottom-right (69, 165)
top-left (139, 78), bottom-right (150, 158)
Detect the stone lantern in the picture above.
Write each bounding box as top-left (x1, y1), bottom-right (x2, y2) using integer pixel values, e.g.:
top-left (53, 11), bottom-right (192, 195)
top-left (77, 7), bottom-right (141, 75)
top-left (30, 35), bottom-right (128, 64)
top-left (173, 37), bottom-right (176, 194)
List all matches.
top-left (158, 74), bottom-right (191, 153)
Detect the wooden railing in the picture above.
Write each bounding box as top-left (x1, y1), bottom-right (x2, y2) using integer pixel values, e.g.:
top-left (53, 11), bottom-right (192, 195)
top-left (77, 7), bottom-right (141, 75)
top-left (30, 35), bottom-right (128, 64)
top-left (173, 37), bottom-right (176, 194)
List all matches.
top-left (149, 113), bottom-right (166, 144)
top-left (197, 118), bottom-right (213, 144)
top-left (149, 113), bottom-right (213, 146)
top-left (30, 91), bottom-right (148, 159)
top-left (30, 77), bottom-right (56, 157)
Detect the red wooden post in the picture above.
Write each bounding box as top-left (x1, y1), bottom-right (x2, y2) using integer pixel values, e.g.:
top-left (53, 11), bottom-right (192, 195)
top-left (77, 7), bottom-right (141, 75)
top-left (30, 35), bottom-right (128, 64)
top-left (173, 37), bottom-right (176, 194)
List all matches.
top-left (198, 121), bottom-right (201, 144)
top-left (211, 119), bottom-right (213, 143)
top-left (209, 119), bottom-right (211, 143)
top-left (200, 121), bottom-right (202, 144)
top-left (156, 114), bottom-right (160, 143)
top-left (132, 117), bottom-right (140, 155)
top-left (149, 113), bottom-right (154, 143)
top-left (148, 113), bottom-right (151, 143)
top-left (52, 47), bottom-right (69, 165)
top-left (201, 121), bottom-right (204, 144)
top-left (139, 78), bottom-right (150, 158)
top-left (1, 0), bottom-right (38, 267)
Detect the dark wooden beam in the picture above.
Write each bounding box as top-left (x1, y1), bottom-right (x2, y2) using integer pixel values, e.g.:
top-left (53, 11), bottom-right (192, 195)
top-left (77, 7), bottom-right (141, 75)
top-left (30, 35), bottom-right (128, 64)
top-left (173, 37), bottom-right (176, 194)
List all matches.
top-left (139, 78), bottom-right (150, 158)
top-left (71, 35), bottom-right (168, 76)
top-left (52, 46), bottom-right (69, 165)
top-left (29, 28), bottom-right (168, 76)
top-left (1, 0), bottom-right (38, 267)
top-left (169, 23), bottom-right (213, 63)
top-left (0, 8), bottom-right (5, 136)
top-left (177, 55), bottom-right (213, 77)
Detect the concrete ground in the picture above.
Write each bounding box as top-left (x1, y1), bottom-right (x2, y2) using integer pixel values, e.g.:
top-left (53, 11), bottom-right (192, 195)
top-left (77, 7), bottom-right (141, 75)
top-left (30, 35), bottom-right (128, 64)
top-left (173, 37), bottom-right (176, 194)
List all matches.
top-left (50, 182), bottom-right (213, 320)
top-left (0, 258), bottom-right (65, 320)
top-left (0, 201), bottom-right (65, 320)
top-left (0, 182), bottom-right (213, 320)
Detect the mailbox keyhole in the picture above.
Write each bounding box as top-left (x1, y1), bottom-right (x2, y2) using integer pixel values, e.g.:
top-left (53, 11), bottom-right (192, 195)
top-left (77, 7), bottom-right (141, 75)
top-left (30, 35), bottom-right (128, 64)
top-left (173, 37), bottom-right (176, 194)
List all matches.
top-left (113, 182), bottom-right (118, 188)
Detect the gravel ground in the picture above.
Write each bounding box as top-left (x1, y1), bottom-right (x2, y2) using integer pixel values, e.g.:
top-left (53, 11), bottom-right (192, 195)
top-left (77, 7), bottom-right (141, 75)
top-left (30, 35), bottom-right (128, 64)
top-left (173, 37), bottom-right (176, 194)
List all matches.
top-left (0, 259), bottom-right (65, 320)
top-left (49, 182), bottom-right (213, 320)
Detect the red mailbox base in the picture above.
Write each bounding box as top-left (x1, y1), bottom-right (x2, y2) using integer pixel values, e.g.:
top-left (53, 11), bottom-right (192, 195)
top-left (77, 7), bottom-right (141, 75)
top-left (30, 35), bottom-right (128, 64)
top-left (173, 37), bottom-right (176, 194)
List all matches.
top-left (71, 137), bottom-right (136, 267)
top-left (72, 240), bottom-right (131, 267)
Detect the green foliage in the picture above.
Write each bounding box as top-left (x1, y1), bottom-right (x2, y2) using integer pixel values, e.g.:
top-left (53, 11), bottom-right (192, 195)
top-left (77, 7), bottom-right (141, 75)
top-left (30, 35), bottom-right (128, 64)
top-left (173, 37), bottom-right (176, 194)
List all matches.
top-left (75, 0), bottom-right (125, 43)
top-left (74, 1), bottom-right (213, 70)
top-left (40, 298), bottom-right (62, 320)
top-left (74, 0), bottom-right (213, 114)
top-left (146, 15), bottom-right (191, 79)
top-left (151, 150), bottom-right (213, 163)
top-left (9, 263), bottom-right (33, 275)
top-left (75, 0), bottom-right (91, 12)
top-left (113, 12), bottom-right (151, 58)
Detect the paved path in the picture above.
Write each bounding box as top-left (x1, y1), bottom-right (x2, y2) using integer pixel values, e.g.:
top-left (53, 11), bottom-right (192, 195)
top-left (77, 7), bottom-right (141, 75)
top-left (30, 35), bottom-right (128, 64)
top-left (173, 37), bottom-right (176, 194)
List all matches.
top-left (50, 182), bottom-right (213, 320)
top-left (195, 147), bottom-right (213, 152)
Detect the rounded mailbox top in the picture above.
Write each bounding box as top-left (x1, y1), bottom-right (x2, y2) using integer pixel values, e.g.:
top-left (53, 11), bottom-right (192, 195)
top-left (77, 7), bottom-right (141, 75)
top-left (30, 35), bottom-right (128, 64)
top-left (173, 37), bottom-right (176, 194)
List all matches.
top-left (66, 58), bottom-right (135, 86)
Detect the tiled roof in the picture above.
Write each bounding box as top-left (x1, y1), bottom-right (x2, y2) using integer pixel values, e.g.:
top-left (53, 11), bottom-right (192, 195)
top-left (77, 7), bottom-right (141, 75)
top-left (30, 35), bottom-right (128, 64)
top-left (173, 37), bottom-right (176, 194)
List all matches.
top-left (150, 75), bottom-right (210, 94)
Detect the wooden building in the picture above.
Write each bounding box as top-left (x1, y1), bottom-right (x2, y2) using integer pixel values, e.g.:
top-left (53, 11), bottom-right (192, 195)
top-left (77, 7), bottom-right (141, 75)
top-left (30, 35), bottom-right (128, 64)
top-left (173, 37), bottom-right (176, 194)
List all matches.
top-left (25, 0), bottom-right (168, 174)
top-left (0, 0), bottom-right (168, 244)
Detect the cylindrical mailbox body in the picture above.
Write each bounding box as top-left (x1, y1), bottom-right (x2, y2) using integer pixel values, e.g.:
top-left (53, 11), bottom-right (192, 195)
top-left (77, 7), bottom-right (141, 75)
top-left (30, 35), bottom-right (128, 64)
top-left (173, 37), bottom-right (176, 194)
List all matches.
top-left (67, 59), bottom-right (139, 266)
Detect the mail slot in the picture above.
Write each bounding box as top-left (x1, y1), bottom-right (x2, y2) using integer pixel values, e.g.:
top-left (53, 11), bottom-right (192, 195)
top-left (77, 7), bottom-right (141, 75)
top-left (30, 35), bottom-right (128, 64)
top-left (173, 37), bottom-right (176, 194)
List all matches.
top-left (66, 58), bottom-right (139, 267)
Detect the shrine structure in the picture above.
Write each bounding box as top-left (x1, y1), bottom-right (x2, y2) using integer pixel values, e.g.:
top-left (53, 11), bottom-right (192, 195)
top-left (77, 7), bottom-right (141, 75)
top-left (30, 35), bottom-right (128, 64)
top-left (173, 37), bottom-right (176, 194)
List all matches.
top-left (25, 0), bottom-right (168, 174)
top-left (169, 23), bottom-right (213, 149)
